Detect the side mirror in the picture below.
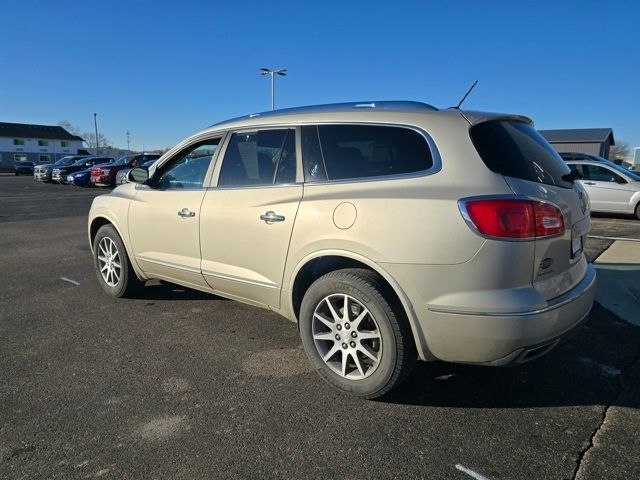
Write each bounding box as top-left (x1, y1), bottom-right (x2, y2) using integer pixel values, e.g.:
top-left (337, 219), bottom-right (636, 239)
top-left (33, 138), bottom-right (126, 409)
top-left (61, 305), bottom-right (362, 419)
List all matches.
top-left (128, 167), bottom-right (149, 184)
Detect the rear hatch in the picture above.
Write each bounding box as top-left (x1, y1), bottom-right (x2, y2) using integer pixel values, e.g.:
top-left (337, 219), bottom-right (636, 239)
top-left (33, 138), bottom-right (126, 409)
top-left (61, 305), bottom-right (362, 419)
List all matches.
top-left (470, 119), bottom-right (591, 301)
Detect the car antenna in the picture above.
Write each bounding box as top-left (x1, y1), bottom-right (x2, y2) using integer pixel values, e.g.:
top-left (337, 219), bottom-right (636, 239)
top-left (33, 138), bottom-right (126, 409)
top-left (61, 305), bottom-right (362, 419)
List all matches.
top-left (452, 80), bottom-right (478, 109)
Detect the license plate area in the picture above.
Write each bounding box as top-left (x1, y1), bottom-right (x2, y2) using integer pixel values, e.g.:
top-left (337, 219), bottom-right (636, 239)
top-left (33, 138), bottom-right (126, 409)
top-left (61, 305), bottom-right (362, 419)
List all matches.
top-left (571, 229), bottom-right (584, 258)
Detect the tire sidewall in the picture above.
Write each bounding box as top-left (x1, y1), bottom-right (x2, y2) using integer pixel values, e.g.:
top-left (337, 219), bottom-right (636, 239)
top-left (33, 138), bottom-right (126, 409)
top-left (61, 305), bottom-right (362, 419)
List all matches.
top-left (299, 275), bottom-right (398, 397)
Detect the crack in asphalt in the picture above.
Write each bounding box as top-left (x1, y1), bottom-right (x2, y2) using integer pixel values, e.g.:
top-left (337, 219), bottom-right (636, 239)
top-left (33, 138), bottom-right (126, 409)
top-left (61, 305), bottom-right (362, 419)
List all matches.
top-left (572, 353), bottom-right (640, 479)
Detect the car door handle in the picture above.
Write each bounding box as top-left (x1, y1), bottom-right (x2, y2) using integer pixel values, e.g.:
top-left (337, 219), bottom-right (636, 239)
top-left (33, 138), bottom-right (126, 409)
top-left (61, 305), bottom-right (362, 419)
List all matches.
top-left (260, 211), bottom-right (285, 223)
top-left (583, 181), bottom-right (596, 185)
top-left (178, 208), bottom-right (196, 218)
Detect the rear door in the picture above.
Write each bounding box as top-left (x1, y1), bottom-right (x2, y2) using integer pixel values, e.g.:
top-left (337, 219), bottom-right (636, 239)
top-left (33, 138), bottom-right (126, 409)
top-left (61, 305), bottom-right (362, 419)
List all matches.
top-left (199, 128), bottom-right (302, 307)
top-left (470, 120), bottom-right (590, 301)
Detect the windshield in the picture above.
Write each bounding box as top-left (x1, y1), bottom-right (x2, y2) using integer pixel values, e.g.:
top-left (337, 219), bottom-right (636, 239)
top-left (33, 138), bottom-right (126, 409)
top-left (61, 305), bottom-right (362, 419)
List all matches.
top-left (71, 158), bottom-right (92, 167)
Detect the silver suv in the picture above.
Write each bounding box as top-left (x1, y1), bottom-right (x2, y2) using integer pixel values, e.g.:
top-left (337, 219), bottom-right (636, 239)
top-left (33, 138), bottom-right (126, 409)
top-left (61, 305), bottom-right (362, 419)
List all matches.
top-left (88, 101), bottom-right (596, 398)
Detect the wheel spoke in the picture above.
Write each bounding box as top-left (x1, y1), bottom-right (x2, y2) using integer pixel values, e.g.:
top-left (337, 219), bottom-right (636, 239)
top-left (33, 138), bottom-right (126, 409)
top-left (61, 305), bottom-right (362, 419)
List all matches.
top-left (100, 264), bottom-right (109, 272)
top-left (351, 308), bottom-right (370, 330)
top-left (322, 344), bottom-right (340, 362)
top-left (343, 295), bottom-right (349, 321)
top-left (98, 255), bottom-right (108, 262)
top-left (325, 297), bottom-right (341, 322)
top-left (358, 330), bottom-right (380, 341)
top-left (99, 244), bottom-right (108, 257)
top-left (314, 313), bottom-right (334, 329)
top-left (112, 261), bottom-right (121, 269)
top-left (341, 351), bottom-right (349, 376)
top-left (357, 343), bottom-right (379, 362)
top-left (313, 331), bottom-right (336, 341)
top-left (353, 352), bottom-right (366, 377)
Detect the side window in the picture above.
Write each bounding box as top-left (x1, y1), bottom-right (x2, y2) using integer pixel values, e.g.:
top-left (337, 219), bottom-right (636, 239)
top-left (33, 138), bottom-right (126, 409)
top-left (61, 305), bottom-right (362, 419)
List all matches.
top-left (218, 129), bottom-right (296, 187)
top-left (301, 126), bottom-right (328, 182)
top-left (315, 125), bottom-right (433, 181)
top-left (582, 165), bottom-right (619, 182)
top-left (154, 140), bottom-right (219, 190)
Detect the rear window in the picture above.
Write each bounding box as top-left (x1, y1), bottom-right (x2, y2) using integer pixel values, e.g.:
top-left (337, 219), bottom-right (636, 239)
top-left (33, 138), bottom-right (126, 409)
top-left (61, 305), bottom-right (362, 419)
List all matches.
top-left (302, 124), bottom-right (433, 182)
top-left (470, 120), bottom-right (572, 189)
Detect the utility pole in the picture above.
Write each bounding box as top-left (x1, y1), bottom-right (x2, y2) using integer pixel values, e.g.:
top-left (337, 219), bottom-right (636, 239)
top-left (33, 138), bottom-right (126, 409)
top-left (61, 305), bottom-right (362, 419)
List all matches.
top-left (93, 113), bottom-right (100, 156)
top-left (259, 68), bottom-right (287, 110)
top-left (126, 130), bottom-right (130, 153)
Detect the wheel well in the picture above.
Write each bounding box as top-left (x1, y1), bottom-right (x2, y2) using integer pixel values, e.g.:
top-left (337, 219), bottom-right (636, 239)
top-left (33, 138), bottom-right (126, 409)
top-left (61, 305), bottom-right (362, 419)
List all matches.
top-left (291, 256), bottom-right (406, 323)
top-left (89, 217), bottom-right (112, 248)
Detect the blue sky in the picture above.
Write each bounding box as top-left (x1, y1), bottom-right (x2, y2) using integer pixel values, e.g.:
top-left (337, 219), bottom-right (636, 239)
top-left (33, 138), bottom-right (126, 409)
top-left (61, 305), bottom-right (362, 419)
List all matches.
top-left (1, 0), bottom-right (639, 152)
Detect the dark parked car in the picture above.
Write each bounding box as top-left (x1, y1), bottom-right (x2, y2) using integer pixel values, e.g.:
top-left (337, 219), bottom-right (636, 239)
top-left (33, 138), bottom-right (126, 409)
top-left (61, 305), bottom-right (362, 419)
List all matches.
top-left (91, 154), bottom-right (161, 187)
top-left (34, 155), bottom-right (89, 182)
top-left (115, 159), bottom-right (158, 185)
top-left (52, 157), bottom-right (114, 184)
top-left (67, 167), bottom-right (100, 187)
top-left (14, 161), bottom-right (35, 175)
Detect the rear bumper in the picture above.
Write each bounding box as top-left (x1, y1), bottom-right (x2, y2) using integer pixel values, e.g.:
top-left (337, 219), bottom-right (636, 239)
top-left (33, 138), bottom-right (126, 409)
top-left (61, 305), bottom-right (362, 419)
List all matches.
top-left (34, 172), bottom-right (50, 181)
top-left (421, 263), bottom-right (596, 364)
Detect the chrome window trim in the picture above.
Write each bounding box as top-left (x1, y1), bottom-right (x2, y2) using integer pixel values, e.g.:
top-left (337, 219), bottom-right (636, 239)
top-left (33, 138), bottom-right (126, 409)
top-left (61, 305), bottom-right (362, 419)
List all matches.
top-left (205, 121), bottom-right (442, 186)
top-left (457, 194), bottom-right (566, 242)
top-left (202, 270), bottom-right (278, 289)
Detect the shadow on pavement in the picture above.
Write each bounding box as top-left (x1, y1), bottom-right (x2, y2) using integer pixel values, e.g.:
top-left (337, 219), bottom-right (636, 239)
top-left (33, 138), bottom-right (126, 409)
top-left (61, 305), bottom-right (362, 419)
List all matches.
top-left (384, 302), bottom-right (640, 409)
top-left (131, 281), bottom-right (227, 302)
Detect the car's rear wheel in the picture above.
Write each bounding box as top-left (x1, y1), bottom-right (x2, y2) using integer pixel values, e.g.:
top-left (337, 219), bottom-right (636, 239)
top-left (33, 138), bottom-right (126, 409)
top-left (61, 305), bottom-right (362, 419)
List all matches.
top-left (93, 224), bottom-right (143, 297)
top-left (299, 268), bottom-right (416, 399)
top-left (635, 202), bottom-right (640, 220)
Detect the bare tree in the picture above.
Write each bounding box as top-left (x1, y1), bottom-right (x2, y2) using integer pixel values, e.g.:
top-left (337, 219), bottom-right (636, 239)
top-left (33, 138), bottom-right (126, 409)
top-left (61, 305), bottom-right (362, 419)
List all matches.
top-left (610, 141), bottom-right (630, 161)
top-left (57, 120), bottom-right (82, 136)
top-left (82, 132), bottom-right (112, 150)
top-left (58, 120), bottom-right (112, 153)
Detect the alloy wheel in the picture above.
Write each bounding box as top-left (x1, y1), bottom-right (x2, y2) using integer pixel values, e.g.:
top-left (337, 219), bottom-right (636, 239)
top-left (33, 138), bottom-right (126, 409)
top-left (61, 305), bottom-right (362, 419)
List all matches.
top-left (312, 294), bottom-right (383, 380)
top-left (97, 237), bottom-right (121, 287)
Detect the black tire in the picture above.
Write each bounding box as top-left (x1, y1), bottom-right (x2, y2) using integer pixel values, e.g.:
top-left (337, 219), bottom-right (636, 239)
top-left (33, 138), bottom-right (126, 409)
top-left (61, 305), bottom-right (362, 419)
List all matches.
top-left (93, 224), bottom-right (143, 298)
top-left (635, 203), bottom-right (640, 220)
top-left (299, 268), bottom-right (416, 399)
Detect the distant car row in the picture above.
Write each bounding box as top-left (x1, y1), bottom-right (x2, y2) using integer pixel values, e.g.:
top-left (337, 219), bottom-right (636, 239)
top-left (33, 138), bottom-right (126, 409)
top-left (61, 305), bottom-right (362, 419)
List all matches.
top-left (26, 153), bottom-right (160, 187)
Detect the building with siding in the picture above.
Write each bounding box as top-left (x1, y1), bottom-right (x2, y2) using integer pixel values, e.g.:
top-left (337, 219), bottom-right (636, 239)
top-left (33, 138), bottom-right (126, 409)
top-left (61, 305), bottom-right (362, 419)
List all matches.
top-left (0, 122), bottom-right (85, 171)
top-left (539, 128), bottom-right (615, 159)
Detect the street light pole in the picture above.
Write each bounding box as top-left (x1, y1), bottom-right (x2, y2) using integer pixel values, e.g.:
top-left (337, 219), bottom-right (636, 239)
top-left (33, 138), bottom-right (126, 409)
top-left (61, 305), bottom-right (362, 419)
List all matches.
top-left (260, 68), bottom-right (287, 110)
top-left (93, 113), bottom-right (100, 156)
top-left (126, 130), bottom-right (130, 153)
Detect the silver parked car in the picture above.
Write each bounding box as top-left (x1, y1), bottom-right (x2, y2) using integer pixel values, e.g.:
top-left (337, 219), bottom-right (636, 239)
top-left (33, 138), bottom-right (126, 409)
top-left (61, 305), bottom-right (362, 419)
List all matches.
top-left (561, 154), bottom-right (640, 219)
top-left (88, 101), bottom-right (596, 398)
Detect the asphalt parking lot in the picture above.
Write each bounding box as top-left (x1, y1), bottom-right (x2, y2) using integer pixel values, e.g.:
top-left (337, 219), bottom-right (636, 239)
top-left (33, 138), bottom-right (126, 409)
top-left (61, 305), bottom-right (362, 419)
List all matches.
top-left (1, 176), bottom-right (639, 480)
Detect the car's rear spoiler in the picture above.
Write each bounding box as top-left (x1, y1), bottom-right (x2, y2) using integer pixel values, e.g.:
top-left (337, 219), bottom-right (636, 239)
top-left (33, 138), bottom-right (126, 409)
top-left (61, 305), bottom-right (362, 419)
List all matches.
top-left (459, 111), bottom-right (534, 127)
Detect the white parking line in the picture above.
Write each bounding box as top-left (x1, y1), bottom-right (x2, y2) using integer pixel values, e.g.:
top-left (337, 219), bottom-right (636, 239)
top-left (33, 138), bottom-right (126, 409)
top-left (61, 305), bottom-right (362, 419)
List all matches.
top-left (588, 235), bottom-right (640, 242)
top-left (455, 464), bottom-right (491, 480)
top-left (60, 277), bottom-right (80, 286)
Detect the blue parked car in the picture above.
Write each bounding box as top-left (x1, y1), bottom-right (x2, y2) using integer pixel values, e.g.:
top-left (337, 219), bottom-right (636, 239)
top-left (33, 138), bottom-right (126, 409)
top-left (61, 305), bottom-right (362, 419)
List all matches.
top-left (67, 161), bottom-right (113, 186)
top-left (66, 168), bottom-right (93, 187)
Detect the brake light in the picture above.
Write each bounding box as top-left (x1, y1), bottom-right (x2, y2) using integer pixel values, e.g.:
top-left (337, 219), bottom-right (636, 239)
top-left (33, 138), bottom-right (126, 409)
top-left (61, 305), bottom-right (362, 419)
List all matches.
top-left (461, 198), bottom-right (564, 239)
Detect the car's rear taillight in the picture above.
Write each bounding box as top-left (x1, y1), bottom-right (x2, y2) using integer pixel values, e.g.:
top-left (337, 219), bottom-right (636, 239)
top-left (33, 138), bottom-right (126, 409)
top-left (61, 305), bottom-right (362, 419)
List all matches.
top-left (461, 198), bottom-right (564, 239)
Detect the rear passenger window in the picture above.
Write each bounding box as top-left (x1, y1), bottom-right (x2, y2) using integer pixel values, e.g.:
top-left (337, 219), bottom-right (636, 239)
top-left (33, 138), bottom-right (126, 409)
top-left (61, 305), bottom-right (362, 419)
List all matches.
top-left (470, 121), bottom-right (573, 189)
top-left (302, 125), bottom-right (432, 182)
top-left (218, 129), bottom-right (296, 187)
top-left (582, 165), bottom-right (619, 182)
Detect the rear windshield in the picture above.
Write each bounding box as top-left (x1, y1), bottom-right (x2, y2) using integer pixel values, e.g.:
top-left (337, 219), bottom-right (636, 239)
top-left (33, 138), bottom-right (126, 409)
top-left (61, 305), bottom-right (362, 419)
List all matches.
top-left (470, 120), bottom-right (572, 189)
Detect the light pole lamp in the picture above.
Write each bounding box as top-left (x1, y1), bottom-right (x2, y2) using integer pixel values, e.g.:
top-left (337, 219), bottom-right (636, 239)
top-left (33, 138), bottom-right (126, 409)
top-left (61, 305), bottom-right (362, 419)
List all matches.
top-left (260, 68), bottom-right (287, 110)
top-left (93, 113), bottom-right (100, 156)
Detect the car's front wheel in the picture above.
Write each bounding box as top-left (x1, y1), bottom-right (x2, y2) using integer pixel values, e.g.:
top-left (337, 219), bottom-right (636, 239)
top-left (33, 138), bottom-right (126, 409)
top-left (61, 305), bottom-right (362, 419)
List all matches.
top-left (93, 224), bottom-right (143, 297)
top-left (299, 268), bottom-right (416, 399)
